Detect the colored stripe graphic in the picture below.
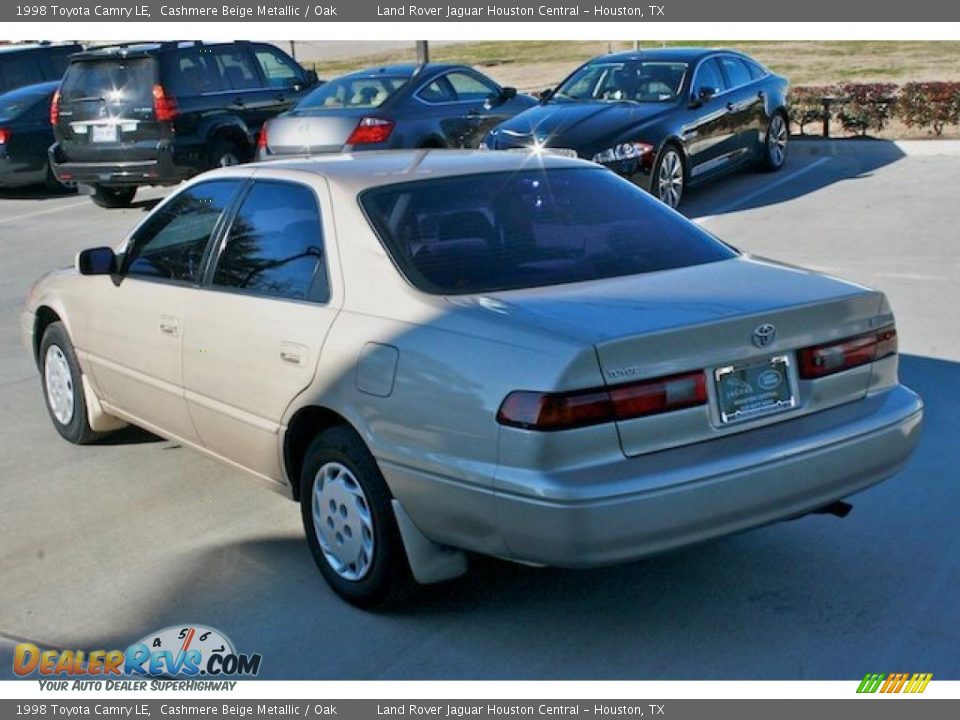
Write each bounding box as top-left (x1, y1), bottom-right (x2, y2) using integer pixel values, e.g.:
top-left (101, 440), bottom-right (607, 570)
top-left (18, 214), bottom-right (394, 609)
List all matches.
top-left (857, 672), bottom-right (932, 693)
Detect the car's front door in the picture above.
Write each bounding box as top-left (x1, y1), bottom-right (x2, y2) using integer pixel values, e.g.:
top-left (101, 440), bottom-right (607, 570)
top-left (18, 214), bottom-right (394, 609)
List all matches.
top-left (181, 176), bottom-right (340, 483)
top-left (681, 56), bottom-right (739, 180)
top-left (83, 179), bottom-right (243, 442)
top-left (717, 54), bottom-right (767, 158)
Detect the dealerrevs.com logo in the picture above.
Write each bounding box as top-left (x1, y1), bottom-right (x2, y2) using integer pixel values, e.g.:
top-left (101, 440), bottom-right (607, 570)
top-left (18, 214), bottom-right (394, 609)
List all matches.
top-left (13, 625), bottom-right (261, 690)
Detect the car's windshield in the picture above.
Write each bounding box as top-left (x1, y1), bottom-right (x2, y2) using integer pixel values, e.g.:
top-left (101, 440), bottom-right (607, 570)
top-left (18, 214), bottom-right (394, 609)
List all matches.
top-left (554, 60), bottom-right (688, 103)
top-left (360, 168), bottom-right (736, 295)
top-left (296, 74), bottom-right (409, 111)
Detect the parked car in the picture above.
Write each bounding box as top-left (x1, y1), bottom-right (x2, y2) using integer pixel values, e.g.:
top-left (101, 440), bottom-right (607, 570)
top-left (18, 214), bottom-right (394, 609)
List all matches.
top-left (48, 40), bottom-right (320, 208)
top-left (483, 48), bottom-right (789, 209)
top-left (0, 42), bottom-right (82, 96)
top-left (0, 81), bottom-right (68, 191)
top-left (257, 63), bottom-right (536, 158)
top-left (23, 151), bottom-right (922, 607)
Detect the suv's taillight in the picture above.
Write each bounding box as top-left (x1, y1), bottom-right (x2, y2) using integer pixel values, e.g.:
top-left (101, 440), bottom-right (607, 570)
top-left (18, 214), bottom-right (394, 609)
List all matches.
top-left (798, 325), bottom-right (897, 379)
top-left (49, 88), bottom-right (60, 126)
top-left (152, 84), bottom-right (179, 122)
top-left (0, 128), bottom-right (10, 145)
top-left (497, 371), bottom-right (707, 431)
top-left (257, 124), bottom-right (268, 151)
top-left (346, 116), bottom-right (394, 145)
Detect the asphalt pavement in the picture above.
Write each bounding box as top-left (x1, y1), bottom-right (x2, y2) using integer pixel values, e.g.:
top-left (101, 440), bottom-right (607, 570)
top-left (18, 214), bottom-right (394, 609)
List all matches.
top-left (0, 141), bottom-right (958, 680)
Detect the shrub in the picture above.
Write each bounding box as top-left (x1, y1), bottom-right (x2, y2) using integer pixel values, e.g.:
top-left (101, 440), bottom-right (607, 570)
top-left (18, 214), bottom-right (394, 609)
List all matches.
top-left (898, 82), bottom-right (960, 136)
top-left (788, 85), bottom-right (839, 135)
top-left (836, 83), bottom-right (899, 136)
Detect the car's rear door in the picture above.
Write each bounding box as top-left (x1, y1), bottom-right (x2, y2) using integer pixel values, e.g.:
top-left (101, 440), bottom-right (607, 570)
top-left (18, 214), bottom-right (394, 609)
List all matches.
top-left (181, 174), bottom-right (341, 483)
top-left (56, 54), bottom-right (163, 163)
top-left (83, 179), bottom-right (244, 442)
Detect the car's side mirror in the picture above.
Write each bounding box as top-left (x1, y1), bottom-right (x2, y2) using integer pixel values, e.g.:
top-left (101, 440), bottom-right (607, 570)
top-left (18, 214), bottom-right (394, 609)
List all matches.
top-left (691, 86), bottom-right (717, 107)
top-left (500, 86), bottom-right (517, 102)
top-left (76, 247), bottom-right (117, 276)
top-left (305, 69), bottom-right (320, 86)
top-left (538, 87), bottom-right (554, 102)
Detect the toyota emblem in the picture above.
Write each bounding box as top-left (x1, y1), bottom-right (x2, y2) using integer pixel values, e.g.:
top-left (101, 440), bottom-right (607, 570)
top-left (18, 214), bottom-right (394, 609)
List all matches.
top-left (752, 323), bottom-right (777, 348)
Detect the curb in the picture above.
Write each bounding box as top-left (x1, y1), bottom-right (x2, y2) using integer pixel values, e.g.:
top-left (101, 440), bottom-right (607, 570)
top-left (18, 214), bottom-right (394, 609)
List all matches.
top-left (789, 138), bottom-right (960, 157)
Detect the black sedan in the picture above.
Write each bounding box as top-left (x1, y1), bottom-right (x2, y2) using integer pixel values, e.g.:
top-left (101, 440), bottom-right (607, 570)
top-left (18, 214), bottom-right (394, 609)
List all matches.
top-left (0, 81), bottom-right (67, 191)
top-left (483, 48), bottom-right (789, 209)
top-left (257, 63), bottom-right (537, 158)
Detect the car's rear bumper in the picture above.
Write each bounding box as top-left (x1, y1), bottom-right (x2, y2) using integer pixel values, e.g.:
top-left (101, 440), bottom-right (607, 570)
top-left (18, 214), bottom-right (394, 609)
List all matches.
top-left (493, 384), bottom-right (923, 567)
top-left (48, 141), bottom-right (194, 187)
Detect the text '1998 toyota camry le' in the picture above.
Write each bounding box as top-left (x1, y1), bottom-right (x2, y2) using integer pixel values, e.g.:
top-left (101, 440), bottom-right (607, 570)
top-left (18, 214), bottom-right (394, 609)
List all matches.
top-left (22, 150), bottom-right (922, 607)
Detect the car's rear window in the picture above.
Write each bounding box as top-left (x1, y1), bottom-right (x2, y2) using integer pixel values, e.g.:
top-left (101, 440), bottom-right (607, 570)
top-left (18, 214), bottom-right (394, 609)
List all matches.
top-left (296, 75), bottom-right (408, 110)
top-left (61, 58), bottom-right (155, 104)
top-left (360, 168), bottom-right (737, 295)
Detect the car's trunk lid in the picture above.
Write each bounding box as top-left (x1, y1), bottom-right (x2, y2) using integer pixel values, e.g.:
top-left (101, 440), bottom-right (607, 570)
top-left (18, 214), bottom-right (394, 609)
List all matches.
top-left (266, 110), bottom-right (369, 154)
top-left (56, 56), bottom-right (163, 163)
top-left (485, 257), bottom-right (886, 456)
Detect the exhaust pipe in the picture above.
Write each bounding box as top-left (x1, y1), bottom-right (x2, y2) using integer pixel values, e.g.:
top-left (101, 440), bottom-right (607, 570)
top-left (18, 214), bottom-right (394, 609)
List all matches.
top-left (813, 501), bottom-right (853, 519)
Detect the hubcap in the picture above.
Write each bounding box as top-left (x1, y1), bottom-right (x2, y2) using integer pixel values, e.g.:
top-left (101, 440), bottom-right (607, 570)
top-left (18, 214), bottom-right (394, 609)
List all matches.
top-left (311, 462), bottom-right (375, 581)
top-left (657, 150), bottom-right (683, 208)
top-left (768, 115), bottom-right (788, 167)
top-left (44, 345), bottom-right (74, 426)
top-left (218, 153), bottom-right (239, 167)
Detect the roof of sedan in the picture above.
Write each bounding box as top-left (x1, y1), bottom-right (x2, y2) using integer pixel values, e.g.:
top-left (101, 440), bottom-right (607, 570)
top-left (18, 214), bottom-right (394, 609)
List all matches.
top-left (600, 47), bottom-right (729, 63)
top-left (252, 149), bottom-right (593, 192)
top-left (342, 63), bottom-right (466, 78)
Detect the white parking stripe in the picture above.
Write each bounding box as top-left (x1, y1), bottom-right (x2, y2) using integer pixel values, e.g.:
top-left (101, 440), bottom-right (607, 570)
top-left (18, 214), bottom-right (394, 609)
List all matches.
top-left (695, 156), bottom-right (833, 224)
top-left (0, 199), bottom-right (92, 226)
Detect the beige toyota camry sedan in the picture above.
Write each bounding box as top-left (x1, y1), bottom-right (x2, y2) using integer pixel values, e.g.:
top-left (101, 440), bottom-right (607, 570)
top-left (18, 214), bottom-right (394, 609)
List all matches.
top-left (22, 151), bottom-right (923, 607)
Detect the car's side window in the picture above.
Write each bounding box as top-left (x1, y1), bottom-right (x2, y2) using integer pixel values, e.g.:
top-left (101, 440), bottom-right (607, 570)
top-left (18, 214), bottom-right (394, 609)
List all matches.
top-left (718, 56), bottom-right (754, 90)
top-left (252, 47), bottom-right (302, 89)
top-left (692, 58), bottom-right (727, 96)
top-left (212, 48), bottom-right (261, 91)
top-left (211, 182), bottom-right (328, 303)
top-left (124, 181), bottom-right (239, 283)
top-left (417, 76), bottom-right (457, 103)
top-left (743, 59), bottom-right (768, 80)
top-left (444, 71), bottom-right (499, 101)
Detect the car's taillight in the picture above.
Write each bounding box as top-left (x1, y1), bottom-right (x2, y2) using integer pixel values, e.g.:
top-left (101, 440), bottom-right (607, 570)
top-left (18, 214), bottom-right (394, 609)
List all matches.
top-left (497, 370), bottom-right (707, 431)
top-left (152, 84), bottom-right (179, 122)
top-left (49, 88), bottom-right (60, 126)
top-left (798, 325), bottom-right (897, 379)
top-left (0, 128), bottom-right (10, 145)
top-left (346, 116), bottom-right (394, 145)
top-left (257, 124), bottom-right (268, 150)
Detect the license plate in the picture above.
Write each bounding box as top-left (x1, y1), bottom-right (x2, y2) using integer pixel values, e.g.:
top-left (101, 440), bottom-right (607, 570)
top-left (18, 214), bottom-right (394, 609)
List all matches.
top-left (714, 354), bottom-right (796, 424)
top-left (91, 124), bottom-right (117, 143)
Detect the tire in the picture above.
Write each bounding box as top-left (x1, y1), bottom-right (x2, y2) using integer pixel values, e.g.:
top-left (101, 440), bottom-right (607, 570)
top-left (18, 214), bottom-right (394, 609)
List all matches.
top-left (39, 322), bottom-right (102, 445)
top-left (300, 426), bottom-right (415, 608)
top-left (652, 145), bottom-right (685, 209)
top-left (760, 112), bottom-right (788, 172)
top-left (208, 140), bottom-right (244, 169)
top-left (90, 185), bottom-right (136, 208)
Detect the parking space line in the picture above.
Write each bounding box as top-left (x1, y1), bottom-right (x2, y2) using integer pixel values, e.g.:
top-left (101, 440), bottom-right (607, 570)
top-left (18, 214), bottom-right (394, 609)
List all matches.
top-left (0, 199), bottom-right (91, 227)
top-left (695, 157), bottom-right (833, 224)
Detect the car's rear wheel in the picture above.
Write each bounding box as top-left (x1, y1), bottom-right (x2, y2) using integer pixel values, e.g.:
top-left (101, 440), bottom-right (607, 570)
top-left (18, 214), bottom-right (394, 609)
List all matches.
top-left (40, 322), bottom-right (101, 445)
top-left (209, 140), bottom-right (244, 169)
top-left (90, 185), bottom-right (137, 208)
top-left (653, 146), bottom-right (685, 209)
top-left (761, 113), bottom-right (788, 171)
top-left (300, 426), bottom-right (415, 608)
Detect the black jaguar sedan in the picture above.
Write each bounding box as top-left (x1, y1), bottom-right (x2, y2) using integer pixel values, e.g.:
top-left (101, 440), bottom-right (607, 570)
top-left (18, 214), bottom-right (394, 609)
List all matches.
top-left (483, 48), bottom-right (789, 209)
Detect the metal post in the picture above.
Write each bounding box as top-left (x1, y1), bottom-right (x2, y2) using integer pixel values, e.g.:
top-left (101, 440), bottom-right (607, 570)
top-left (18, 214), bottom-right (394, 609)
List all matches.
top-left (290, 41), bottom-right (296, 61)
top-left (416, 41), bottom-right (429, 65)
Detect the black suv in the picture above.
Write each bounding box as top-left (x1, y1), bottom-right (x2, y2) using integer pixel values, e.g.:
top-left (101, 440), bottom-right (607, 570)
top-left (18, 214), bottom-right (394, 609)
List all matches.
top-left (49, 41), bottom-right (319, 207)
top-left (0, 43), bottom-right (82, 95)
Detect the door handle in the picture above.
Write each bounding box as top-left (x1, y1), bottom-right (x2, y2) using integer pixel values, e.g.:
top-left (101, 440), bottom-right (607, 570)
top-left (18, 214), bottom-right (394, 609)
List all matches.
top-left (280, 342), bottom-right (307, 367)
top-left (159, 316), bottom-right (180, 336)
top-left (726, 101), bottom-right (735, 111)
top-left (757, 90), bottom-right (765, 99)
top-left (233, 97), bottom-right (245, 107)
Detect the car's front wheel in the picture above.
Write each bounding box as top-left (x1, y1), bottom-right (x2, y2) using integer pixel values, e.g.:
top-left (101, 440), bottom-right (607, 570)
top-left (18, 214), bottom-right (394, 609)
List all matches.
top-left (300, 426), bottom-right (415, 608)
top-left (653, 145), bottom-right (685, 209)
top-left (40, 322), bottom-right (101, 445)
top-left (90, 185), bottom-right (137, 208)
top-left (761, 113), bottom-right (788, 171)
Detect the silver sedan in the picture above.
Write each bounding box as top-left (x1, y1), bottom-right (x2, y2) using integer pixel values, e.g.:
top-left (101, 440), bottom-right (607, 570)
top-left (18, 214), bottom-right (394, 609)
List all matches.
top-left (21, 150), bottom-right (923, 606)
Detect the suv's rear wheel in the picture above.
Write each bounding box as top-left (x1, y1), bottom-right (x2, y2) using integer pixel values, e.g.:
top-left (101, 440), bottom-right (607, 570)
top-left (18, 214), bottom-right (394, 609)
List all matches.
top-left (300, 426), bottom-right (415, 608)
top-left (90, 185), bottom-right (137, 209)
top-left (209, 140), bottom-right (244, 169)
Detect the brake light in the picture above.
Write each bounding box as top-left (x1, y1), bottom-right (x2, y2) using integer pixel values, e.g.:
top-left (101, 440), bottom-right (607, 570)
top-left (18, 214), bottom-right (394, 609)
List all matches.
top-left (152, 84), bottom-right (179, 122)
top-left (0, 128), bottom-right (10, 145)
top-left (346, 116), bottom-right (394, 145)
top-left (798, 326), bottom-right (897, 379)
top-left (497, 371), bottom-right (707, 431)
top-left (49, 88), bottom-right (60, 126)
top-left (257, 124), bottom-right (268, 150)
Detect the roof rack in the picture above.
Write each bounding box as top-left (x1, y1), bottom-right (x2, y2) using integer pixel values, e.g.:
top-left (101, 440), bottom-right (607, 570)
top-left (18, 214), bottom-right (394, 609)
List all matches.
top-left (84, 40), bottom-right (210, 53)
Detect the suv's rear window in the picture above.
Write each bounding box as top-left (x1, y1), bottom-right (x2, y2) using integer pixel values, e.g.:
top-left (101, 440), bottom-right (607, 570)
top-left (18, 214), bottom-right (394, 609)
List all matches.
top-left (61, 58), bottom-right (155, 104)
top-left (361, 168), bottom-right (736, 295)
